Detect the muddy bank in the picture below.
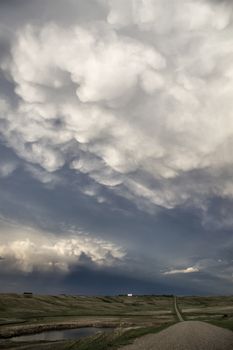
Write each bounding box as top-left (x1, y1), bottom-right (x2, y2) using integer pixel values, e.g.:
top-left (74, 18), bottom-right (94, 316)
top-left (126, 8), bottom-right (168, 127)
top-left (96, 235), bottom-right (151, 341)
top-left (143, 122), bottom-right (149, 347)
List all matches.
top-left (0, 320), bottom-right (134, 339)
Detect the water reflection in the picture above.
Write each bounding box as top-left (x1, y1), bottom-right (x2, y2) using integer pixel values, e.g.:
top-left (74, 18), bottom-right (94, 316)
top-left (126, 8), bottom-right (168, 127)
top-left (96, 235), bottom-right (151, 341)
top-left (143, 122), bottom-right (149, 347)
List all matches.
top-left (11, 327), bottom-right (114, 342)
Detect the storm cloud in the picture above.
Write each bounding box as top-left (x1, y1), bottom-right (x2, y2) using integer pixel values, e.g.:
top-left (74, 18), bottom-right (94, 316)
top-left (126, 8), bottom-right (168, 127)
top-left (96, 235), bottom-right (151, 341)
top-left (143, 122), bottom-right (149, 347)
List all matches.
top-left (0, 0), bottom-right (233, 294)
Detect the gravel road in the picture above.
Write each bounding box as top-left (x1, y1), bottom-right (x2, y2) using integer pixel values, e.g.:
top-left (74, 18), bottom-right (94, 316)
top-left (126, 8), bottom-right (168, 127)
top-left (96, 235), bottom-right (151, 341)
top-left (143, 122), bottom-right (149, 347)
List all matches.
top-left (120, 321), bottom-right (233, 350)
top-left (174, 296), bottom-right (184, 322)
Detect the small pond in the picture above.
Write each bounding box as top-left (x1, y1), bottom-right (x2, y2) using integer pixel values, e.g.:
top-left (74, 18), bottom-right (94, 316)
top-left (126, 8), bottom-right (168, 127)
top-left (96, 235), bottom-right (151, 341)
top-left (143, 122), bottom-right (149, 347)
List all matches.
top-left (11, 327), bottom-right (114, 342)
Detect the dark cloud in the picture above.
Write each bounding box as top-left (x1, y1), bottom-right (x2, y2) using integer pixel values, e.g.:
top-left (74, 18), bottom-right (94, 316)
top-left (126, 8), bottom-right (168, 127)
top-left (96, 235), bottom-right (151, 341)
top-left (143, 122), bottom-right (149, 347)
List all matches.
top-left (0, 0), bottom-right (233, 295)
top-left (0, 0), bottom-right (106, 29)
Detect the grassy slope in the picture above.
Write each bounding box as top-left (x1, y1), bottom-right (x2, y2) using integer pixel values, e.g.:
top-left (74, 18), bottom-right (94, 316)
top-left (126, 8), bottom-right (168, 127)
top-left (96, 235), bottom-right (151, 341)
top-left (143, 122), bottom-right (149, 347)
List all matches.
top-left (178, 296), bottom-right (233, 331)
top-left (0, 294), bottom-right (174, 320)
top-left (0, 294), bottom-right (175, 349)
top-left (2, 295), bottom-right (233, 349)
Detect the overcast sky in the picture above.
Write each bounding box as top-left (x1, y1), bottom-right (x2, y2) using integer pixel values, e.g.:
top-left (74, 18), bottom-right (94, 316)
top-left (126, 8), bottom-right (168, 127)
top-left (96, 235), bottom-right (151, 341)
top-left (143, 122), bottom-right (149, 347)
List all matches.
top-left (0, 0), bottom-right (233, 295)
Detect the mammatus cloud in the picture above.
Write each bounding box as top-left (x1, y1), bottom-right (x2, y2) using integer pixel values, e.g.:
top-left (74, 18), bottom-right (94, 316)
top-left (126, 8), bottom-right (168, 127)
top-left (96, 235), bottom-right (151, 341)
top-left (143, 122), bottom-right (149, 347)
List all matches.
top-left (0, 228), bottom-right (125, 273)
top-left (1, 0), bottom-right (233, 221)
top-left (105, 0), bottom-right (231, 30)
top-left (0, 0), bottom-right (233, 295)
top-left (0, 161), bottom-right (17, 178)
top-left (163, 266), bottom-right (199, 275)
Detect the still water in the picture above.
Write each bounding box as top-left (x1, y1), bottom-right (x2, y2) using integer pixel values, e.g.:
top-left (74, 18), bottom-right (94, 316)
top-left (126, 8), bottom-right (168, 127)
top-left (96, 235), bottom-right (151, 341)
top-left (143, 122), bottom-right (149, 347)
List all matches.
top-left (11, 327), bottom-right (114, 342)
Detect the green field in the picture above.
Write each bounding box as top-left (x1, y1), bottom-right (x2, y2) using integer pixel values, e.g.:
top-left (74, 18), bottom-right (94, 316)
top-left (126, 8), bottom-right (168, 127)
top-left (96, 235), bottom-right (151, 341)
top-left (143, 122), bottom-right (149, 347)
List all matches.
top-left (178, 296), bottom-right (233, 331)
top-left (1, 294), bottom-right (233, 349)
top-left (0, 294), bottom-right (175, 349)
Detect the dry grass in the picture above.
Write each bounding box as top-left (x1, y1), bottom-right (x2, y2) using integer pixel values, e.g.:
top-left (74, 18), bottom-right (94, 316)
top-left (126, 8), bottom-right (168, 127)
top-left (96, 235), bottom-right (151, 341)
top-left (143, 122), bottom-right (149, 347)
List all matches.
top-left (0, 294), bottom-right (175, 348)
top-left (178, 296), bottom-right (233, 330)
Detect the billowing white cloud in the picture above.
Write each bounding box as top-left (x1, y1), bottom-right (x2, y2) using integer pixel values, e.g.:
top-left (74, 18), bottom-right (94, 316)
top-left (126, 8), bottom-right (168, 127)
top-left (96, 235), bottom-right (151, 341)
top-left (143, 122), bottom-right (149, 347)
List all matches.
top-left (1, 0), bottom-right (233, 220)
top-left (163, 266), bottom-right (199, 275)
top-left (105, 0), bottom-right (231, 31)
top-left (0, 227), bottom-right (125, 273)
top-left (0, 161), bottom-right (17, 178)
top-left (25, 164), bottom-right (62, 186)
top-left (9, 23), bottom-right (165, 104)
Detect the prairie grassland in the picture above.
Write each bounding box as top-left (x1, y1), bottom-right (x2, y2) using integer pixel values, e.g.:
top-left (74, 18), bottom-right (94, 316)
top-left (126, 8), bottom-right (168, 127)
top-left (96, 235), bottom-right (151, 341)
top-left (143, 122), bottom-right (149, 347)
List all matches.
top-left (178, 296), bottom-right (233, 331)
top-left (0, 294), bottom-right (175, 349)
top-left (0, 294), bottom-right (174, 319)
